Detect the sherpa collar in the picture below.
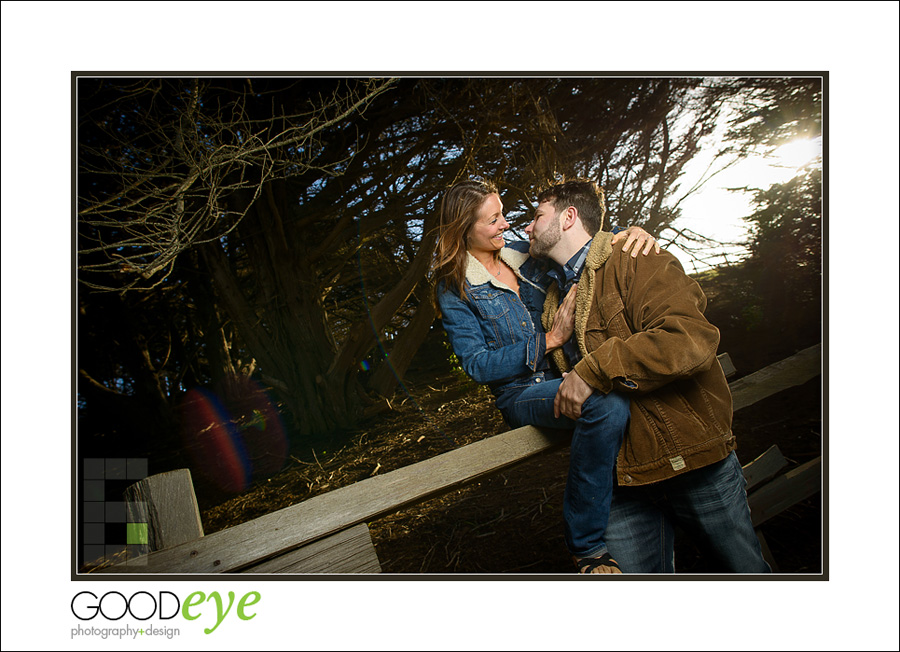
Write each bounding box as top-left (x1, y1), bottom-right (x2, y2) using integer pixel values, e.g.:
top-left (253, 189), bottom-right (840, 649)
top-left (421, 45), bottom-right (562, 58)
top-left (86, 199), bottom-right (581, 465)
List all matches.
top-left (584, 231), bottom-right (615, 272)
top-left (464, 246), bottom-right (531, 290)
top-left (542, 231), bottom-right (615, 370)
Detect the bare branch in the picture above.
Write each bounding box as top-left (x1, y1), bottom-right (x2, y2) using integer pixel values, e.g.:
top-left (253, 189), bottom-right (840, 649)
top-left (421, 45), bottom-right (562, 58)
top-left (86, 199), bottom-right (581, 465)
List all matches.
top-left (78, 78), bottom-right (398, 292)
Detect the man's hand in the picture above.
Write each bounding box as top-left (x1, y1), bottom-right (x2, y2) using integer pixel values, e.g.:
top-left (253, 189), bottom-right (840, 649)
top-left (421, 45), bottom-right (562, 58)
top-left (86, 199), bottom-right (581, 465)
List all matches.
top-left (554, 370), bottom-right (594, 419)
top-left (546, 284), bottom-right (577, 351)
top-left (612, 226), bottom-right (661, 257)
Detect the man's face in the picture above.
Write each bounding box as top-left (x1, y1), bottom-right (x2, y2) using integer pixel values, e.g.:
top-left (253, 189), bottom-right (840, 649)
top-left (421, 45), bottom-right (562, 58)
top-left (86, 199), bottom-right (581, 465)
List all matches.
top-left (525, 200), bottom-right (562, 259)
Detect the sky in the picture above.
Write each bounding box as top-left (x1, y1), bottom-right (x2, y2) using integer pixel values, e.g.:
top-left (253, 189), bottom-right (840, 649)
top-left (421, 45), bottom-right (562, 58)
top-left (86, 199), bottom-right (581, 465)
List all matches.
top-left (2, 2), bottom-right (898, 652)
top-left (667, 133), bottom-right (823, 273)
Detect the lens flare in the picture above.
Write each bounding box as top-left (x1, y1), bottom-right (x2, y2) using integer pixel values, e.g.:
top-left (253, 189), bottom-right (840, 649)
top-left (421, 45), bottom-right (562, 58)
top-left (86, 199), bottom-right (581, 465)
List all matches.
top-left (178, 378), bottom-right (287, 494)
top-left (179, 388), bottom-right (249, 493)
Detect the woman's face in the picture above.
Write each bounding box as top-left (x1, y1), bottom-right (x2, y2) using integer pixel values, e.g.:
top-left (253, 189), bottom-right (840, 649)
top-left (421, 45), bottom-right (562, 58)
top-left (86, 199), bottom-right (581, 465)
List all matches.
top-left (466, 193), bottom-right (508, 255)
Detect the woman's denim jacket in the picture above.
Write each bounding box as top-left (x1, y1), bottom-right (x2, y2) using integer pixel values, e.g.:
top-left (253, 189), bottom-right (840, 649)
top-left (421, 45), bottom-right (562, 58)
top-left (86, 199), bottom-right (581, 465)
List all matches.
top-left (437, 241), bottom-right (559, 399)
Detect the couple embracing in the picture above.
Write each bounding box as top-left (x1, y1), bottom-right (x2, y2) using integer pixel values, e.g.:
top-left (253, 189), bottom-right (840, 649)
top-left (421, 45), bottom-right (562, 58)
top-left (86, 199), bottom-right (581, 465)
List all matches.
top-left (433, 178), bottom-right (770, 575)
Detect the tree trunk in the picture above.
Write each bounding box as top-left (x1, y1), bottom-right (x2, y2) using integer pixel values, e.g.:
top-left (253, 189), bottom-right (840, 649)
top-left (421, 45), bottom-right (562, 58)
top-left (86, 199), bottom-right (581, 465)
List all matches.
top-left (326, 205), bottom-right (439, 381)
top-left (189, 256), bottom-right (237, 388)
top-left (369, 294), bottom-right (436, 398)
top-left (200, 238), bottom-right (355, 436)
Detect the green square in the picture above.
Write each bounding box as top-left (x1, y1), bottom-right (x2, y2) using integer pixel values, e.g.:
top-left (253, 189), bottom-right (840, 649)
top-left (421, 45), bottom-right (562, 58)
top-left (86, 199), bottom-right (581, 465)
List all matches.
top-left (126, 523), bottom-right (148, 545)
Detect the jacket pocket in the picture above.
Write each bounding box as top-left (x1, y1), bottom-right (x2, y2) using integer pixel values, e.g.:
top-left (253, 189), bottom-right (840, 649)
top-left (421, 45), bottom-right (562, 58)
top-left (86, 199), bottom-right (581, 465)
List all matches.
top-left (471, 289), bottom-right (510, 319)
top-left (585, 293), bottom-right (631, 348)
top-left (628, 380), bottom-right (713, 458)
top-left (470, 288), bottom-right (514, 348)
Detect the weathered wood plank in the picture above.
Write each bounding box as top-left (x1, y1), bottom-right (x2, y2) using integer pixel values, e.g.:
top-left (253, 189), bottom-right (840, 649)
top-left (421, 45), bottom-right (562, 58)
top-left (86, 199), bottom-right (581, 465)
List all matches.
top-left (124, 469), bottom-right (204, 551)
top-left (99, 426), bottom-right (571, 573)
top-left (729, 344), bottom-right (821, 412)
top-left (747, 456), bottom-right (821, 527)
top-left (241, 523), bottom-right (381, 574)
top-left (717, 352), bottom-right (736, 379)
top-left (741, 445), bottom-right (788, 493)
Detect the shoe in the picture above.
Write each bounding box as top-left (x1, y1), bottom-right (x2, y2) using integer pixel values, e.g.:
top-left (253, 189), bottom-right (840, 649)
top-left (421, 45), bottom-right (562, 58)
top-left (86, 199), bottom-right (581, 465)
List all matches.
top-left (574, 552), bottom-right (622, 574)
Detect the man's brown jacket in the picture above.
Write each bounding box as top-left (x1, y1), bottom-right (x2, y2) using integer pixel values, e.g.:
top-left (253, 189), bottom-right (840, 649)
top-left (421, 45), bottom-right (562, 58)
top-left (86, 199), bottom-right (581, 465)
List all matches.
top-left (542, 232), bottom-right (735, 487)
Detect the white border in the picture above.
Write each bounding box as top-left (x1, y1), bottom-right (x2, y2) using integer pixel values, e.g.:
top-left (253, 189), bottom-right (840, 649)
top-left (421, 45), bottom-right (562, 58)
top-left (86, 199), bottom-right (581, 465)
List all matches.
top-left (3, 2), bottom-right (898, 650)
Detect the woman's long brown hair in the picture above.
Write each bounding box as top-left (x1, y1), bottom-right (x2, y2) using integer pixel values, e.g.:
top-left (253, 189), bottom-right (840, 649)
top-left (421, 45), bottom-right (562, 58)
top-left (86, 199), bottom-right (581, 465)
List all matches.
top-left (433, 179), bottom-right (498, 303)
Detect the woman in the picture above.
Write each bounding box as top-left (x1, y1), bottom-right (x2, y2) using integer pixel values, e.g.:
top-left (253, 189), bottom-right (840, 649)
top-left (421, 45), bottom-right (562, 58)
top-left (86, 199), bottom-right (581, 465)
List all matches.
top-left (434, 179), bottom-right (656, 574)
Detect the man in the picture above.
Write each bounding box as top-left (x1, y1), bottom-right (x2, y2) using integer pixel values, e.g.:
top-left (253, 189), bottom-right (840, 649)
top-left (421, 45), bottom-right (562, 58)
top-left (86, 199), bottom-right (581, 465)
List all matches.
top-left (522, 179), bottom-right (770, 573)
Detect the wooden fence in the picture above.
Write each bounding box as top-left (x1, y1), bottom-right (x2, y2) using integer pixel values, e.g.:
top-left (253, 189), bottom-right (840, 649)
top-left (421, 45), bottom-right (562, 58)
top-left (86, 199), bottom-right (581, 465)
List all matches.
top-left (96, 343), bottom-right (822, 575)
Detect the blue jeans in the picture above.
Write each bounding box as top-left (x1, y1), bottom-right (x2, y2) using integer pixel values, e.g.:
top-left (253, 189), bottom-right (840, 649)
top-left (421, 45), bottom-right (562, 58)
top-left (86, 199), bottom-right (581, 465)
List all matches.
top-left (605, 451), bottom-right (771, 573)
top-left (497, 379), bottom-right (630, 559)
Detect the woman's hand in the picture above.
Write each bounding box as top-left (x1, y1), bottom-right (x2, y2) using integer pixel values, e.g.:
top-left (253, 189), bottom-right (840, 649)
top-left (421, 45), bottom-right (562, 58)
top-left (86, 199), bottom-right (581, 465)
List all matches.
top-left (546, 284), bottom-right (577, 351)
top-left (612, 226), bottom-right (661, 257)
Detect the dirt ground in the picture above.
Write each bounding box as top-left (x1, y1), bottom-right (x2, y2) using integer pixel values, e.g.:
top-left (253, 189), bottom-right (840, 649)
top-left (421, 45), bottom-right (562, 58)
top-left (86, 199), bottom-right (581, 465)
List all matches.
top-left (200, 336), bottom-right (823, 575)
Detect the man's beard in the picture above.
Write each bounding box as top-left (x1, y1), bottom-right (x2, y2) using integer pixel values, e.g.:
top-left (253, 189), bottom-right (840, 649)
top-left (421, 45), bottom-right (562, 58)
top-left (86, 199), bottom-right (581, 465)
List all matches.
top-left (529, 215), bottom-right (561, 259)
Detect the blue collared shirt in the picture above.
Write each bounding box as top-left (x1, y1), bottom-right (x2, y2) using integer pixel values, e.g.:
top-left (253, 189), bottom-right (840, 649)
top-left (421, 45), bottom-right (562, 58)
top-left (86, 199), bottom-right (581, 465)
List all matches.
top-left (547, 240), bottom-right (592, 368)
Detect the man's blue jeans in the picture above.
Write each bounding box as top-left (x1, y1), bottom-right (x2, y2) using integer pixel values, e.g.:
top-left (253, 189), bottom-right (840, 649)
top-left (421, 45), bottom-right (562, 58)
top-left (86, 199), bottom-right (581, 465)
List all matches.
top-left (496, 379), bottom-right (630, 559)
top-left (604, 451), bottom-right (772, 573)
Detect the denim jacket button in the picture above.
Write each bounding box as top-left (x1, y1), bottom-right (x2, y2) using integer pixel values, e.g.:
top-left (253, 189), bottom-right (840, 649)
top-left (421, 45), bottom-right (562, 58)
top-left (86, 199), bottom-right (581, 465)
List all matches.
top-left (535, 377), bottom-right (542, 383)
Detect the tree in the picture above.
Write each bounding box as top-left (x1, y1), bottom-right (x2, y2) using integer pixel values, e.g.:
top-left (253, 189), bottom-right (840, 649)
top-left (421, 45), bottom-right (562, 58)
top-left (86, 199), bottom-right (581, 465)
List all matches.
top-left (721, 77), bottom-right (822, 154)
top-left (643, 77), bottom-right (824, 270)
top-left (722, 77), bottom-right (823, 348)
top-left (677, 77), bottom-right (824, 368)
top-left (742, 166), bottom-right (822, 349)
top-left (77, 76), bottom-right (732, 454)
top-left (78, 78), bottom-right (398, 291)
top-left (79, 77), bottom-right (420, 437)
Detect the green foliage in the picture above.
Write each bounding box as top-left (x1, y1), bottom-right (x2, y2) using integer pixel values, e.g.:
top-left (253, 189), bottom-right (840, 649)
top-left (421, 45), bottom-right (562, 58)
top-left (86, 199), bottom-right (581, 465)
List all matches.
top-left (740, 303), bottom-right (765, 331)
top-left (441, 339), bottom-right (476, 387)
top-left (740, 167), bottom-right (822, 350)
top-left (744, 167), bottom-right (822, 269)
top-left (709, 77), bottom-right (823, 356)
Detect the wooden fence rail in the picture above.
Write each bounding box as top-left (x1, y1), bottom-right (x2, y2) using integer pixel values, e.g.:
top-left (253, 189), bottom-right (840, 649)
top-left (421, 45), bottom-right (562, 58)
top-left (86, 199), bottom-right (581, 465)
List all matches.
top-left (97, 343), bottom-right (821, 574)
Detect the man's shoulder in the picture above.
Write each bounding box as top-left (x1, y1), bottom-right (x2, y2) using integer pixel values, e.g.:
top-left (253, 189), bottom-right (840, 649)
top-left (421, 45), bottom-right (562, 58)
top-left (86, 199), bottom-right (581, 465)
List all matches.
top-left (604, 238), bottom-right (686, 275)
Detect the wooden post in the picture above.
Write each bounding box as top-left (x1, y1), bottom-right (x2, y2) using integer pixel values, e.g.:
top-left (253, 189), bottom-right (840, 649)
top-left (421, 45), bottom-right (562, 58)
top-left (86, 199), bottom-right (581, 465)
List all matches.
top-left (747, 457), bottom-right (822, 528)
top-left (124, 469), bottom-right (204, 553)
top-left (741, 445), bottom-right (788, 492)
top-left (716, 352), bottom-right (737, 379)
